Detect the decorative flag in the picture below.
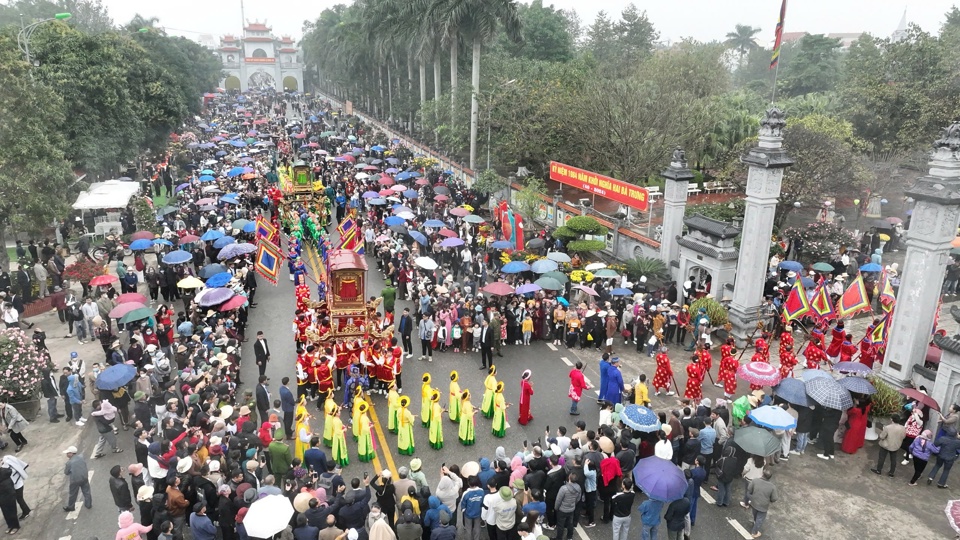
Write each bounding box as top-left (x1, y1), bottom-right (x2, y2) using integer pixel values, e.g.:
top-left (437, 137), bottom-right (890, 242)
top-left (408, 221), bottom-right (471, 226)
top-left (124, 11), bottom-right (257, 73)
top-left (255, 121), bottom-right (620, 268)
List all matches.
top-left (770, 0), bottom-right (788, 69)
top-left (255, 216), bottom-right (279, 245)
top-left (781, 279), bottom-right (811, 322)
top-left (255, 239), bottom-right (283, 286)
top-left (337, 217), bottom-right (359, 250)
top-left (879, 270), bottom-right (896, 312)
top-left (872, 311), bottom-right (891, 345)
top-left (810, 283), bottom-right (836, 322)
top-left (836, 273), bottom-right (871, 318)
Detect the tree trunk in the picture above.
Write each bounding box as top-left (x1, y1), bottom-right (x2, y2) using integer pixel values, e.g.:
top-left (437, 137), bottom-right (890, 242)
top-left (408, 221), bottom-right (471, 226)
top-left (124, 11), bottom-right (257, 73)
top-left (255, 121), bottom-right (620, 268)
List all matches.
top-left (450, 43), bottom-right (458, 128)
top-left (419, 60), bottom-right (427, 109)
top-left (387, 59), bottom-right (393, 120)
top-left (433, 59), bottom-right (442, 145)
top-left (407, 54), bottom-right (414, 132)
top-left (469, 36), bottom-right (481, 171)
top-left (0, 226), bottom-right (9, 275)
top-left (379, 65), bottom-right (385, 117)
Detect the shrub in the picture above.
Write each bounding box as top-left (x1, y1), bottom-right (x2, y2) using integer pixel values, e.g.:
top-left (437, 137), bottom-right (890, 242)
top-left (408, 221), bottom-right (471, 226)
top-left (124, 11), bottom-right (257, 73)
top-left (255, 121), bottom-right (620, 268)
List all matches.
top-left (0, 329), bottom-right (53, 402)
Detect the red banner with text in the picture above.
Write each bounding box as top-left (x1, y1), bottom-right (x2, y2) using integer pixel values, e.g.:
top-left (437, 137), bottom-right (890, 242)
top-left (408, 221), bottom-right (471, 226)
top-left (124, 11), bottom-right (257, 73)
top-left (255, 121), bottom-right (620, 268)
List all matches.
top-left (549, 161), bottom-right (648, 211)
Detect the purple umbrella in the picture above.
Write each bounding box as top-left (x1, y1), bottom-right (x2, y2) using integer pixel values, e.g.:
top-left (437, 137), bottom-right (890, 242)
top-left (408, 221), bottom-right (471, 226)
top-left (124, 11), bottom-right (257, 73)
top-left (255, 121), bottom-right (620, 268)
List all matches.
top-left (175, 183), bottom-right (190, 193)
top-left (516, 283), bottom-right (543, 294)
top-left (440, 237), bottom-right (464, 248)
top-left (196, 287), bottom-right (235, 306)
top-left (575, 284), bottom-right (599, 296)
top-left (217, 243), bottom-right (256, 260)
top-left (362, 191), bottom-right (380, 199)
top-left (632, 457), bottom-right (687, 502)
top-left (834, 362), bottom-right (872, 375)
top-left (385, 167), bottom-right (399, 173)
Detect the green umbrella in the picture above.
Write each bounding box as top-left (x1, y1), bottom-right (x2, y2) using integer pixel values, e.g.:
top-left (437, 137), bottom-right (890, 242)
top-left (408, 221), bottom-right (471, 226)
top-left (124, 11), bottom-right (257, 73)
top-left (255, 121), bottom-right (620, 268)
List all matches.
top-left (812, 262), bottom-right (834, 272)
top-left (119, 307), bottom-right (155, 324)
top-left (542, 271), bottom-right (569, 284)
top-left (320, 131), bottom-right (335, 137)
top-left (534, 277), bottom-right (563, 290)
top-left (463, 215), bottom-right (485, 224)
top-left (232, 219), bottom-right (251, 230)
top-left (594, 268), bottom-right (620, 278)
top-left (245, 137), bottom-right (257, 144)
top-left (732, 426), bottom-right (781, 456)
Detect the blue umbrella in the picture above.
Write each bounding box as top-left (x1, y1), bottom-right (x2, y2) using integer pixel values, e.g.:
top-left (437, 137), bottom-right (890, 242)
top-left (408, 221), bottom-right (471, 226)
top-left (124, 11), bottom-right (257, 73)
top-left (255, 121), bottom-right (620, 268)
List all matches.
top-left (129, 239), bottom-right (154, 251)
top-left (153, 238), bottom-right (173, 247)
top-left (801, 369), bottom-right (832, 382)
top-left (200, 169), bottom-right (215, 175)
top-left (213, 236), bottom-right (236, 249)
top-left (530, 259), bottom-right (559, 274)
top-left (384, 216), bottom-right (405, 226)
top-left (369, 198), bottom-right (387, 205)
top-left (386, 157), bottom-right (399, 165)
top-left (227, 167), bottom-right (246, 178)
top-left (800, 277), bottom-right (816, 288)
top-left (632, 457), bottom-right (687, 502)
top-left (409, 171), bottom-right (422, 177)
top-left (220, 197), bottom-right (239, 205)
top-left (621, 404), bottom-right (661, 432)
top-left (371, 145), bottom-right (386, 151)
top-left (175, 183), bottom-right (190, 193)
top-left (229, 140), bottom-right (247, 148)
top-left (187, 142), bottom-right (199, 149)
top-left (242, 222), bottom-right (256, 233)
top-left (200, 230), bottom-right (224, 242)
top-left (491, 240), bottom-right (513, 249)
top-left (198, 175), bottom-right (215, 182)
top-left (440, 238), bottom-right (464, 248)
top-left (423, 219), bottom-right (446, 228)
top-left (199, 263), bottom-right (228, 279)
top-left (395, 172), bottom-right (412, 181)
top-left (215, 150), bottom-right (227, 157)
top-left (408, 231), bottom-right (428, 246)
top-left (205, 272), bottom-right (233, 288)
top-left (748, 405), bottom-right (798, 430)
top-left (403, 190), bottom-right (418, 198)
top-left (860, 263), bottom-right (882, 272)
top-left (502, 261), bottom-right (531, 274)
top-left (773, 378), bottom-right (810, 407)
top-left (95, 363), bottom-right (137, 391)
top-left (162, 250), bottom-right (192, 265)
top-left (778, 260), bottom-right (804, 272)
top-left (838, 376), bottom-right (876, 395)
top-left (611, 288), bottom-right (633, 296)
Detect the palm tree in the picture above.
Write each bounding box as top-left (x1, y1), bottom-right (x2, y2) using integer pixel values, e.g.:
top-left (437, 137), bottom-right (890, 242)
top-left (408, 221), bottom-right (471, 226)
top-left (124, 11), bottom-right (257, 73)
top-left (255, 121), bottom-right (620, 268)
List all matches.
top-left (430, 0), bottom-right (523, 170)
top-left (724, 24), bottom-right (760, 67)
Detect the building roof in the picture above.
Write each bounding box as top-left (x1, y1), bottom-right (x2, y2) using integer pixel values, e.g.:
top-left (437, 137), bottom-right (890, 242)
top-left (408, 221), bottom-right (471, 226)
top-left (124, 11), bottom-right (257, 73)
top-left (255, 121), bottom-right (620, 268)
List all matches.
top-left (328, 250), bottom-right (368, 272)
top-left (677, 237), bottom-right (739, 261)
top-left (245, 22), bottom-right (270, 31)
top-left (780, 31), bottom-right (807, 43)
top-left (683, 214), bottom-right (741, 239)
top-left (222, 35), bottom-right (238, 42)
top-left (280, 36), bottom-right (294, 43)
top-left (219, 46), bottom-right (240, 52)
top-left (243, 37), bottom-right (274, 43)
top-left (279, 47), bottom-right (297, 53)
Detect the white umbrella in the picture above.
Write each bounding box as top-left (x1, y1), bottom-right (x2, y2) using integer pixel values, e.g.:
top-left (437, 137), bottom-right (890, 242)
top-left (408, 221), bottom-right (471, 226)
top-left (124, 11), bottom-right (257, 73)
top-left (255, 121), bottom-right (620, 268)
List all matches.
top-left (415, 256), bottom-right (438, 270)
top-left (355, 172), bottom-right (370, 180)
top-left (397, 211), bottom-right (416, 220)
top-left (243, 494), bottom-right (294, 538)
top-left (547, 252), bottom-right (571, 263)
top-left (585, 262), bottom-right (607, 271)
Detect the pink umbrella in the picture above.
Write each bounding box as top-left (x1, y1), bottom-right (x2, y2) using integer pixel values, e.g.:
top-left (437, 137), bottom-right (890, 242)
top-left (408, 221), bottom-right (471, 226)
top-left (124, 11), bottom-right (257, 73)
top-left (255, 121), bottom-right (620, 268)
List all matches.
top-left (737, 362), bottom-right (782, 387)
top-left (363, 165), bottom-right (379, 171)
top-left (482, 282), bottom-right (516, 296)
top-left (180, 234), bottom-right (201, 244)
top-left (218, 295), bottom-right (248, 311)
top-left (575, 284), bottom-right (599, 296)
top-left (434, 194), bottom-right (450, 201)
top-left (116, 293), bottom-right (148, 305)
top-left (390, 185), bottom-right (406, 192)
top-left (109, 302), bottom-right (148, 319)
top-left (449, 207), bottom-right (470, 217)
top-left (89, 275), bottom-right (118, 287)
top-left (379, 189), bottom-right (393, 196)
top-left (438, 229), bottom-right (458, 238)
top-left (945, 499), bottom-right (960, 535)
top-left (378, 177), bottom-right (395, 186)
top-left (415, 179), bottom-right (430, 186)
top-left (196, 198), bottom-right (216, 205)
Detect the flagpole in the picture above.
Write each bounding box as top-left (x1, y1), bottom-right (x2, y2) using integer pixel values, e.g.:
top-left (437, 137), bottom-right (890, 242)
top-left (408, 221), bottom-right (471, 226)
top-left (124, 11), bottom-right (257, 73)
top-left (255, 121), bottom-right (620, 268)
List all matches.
top-left (770, 0), bottom-right (787, 105)
top-left (771, 55), bottom-right (782, 104)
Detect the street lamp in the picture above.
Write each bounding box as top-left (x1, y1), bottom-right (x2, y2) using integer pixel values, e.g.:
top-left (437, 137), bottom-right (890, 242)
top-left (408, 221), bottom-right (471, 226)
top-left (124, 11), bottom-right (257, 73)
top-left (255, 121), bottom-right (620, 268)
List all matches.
top-left (486, 79), bottom-right (516, 170)
top-left (17, 12), bottom-right (71, 67)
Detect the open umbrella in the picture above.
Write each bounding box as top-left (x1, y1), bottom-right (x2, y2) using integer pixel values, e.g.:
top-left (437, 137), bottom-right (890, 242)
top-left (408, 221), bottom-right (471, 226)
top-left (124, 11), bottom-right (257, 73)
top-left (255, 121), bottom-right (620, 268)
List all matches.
top-left (515, 283), bottom-right (542, 295)
top-left (778, 260), bottom-right (804, 272)
top-left (531, 259), bottom-right (559, 274)
top-left (130, 231), bottom-right (156, 242)
top-left (384, 216), bottom-right (405, 226)
top-left (860, 262), bottom-right (882, 272)
top-left (733, 426), bottom-right (782, 456)
top-left (129, 239), bottom-right (154, 251)
top-left (177, 276), bottom-right (204, 289)
top-left (812, 262), bottom-right (835, 272)
top-left (547, 252), bottom-right (572, 263)
top-left (631, 457), bottom-right (687, 502)
top-left (440, 238), bottom-right (464, 248)
top-left (423, 219), bottom-right (446, 228)
top-left (119, 307), bottom-right (155, 324)
top-left (945, 499), bottom-right (960, 536)
top-left (116, 293), bottom-right (148, 305)
top-left (218, 243), bottom-right (256, 260)
top-left (575, 285), bottom-right (599, 296)
top-left (900, 387), bottom-right (937, 411)
top-left (162, 251), bottom-right (192, 265)
top-left (205, 272), bottom-right (233, 288)
top-left (594, 268), bottom-right (620, 278)
top-left (89, 274), bottom-right (118, 287)
top-left (748, 405), bottom-right (798, 430)
top-left (527, 238), bottom-right (546, 249)
top-left (219, 295), bottom-right (248, 311)
top-left (584, 262), bottom-right (607, 271)
top-left (200, 230), bottom-right (225, 242)
top-left (774, 378), bottom-right (811, 407)
top-left (108, 302), bottom-right (148, 319)
top-left (534, 277), bottom-right (564, 291)
top-left (801, 369), bottom-right (832, 382)
top-left (449, 207), bottom-right (470, 217)
top-left (542, 271), bottom-right (569, 283)
top-left (621, 405), bottom-right (661, 432)
top-left (244, 494), bottom-right (295, 539)
top-left (482, 282), bottom-right (516, 296)
top-left (213, 236), bottom-right (236, 249)
top-left (502, 261), bottom-right (531, 274)
top-left (491, 240), bottom-right (513, 249)
top-left (408, 231), bottom-right (428, 246)
top-left (737, 362), bottom-right (782, 387)
top-left (153, 239), bottom-right (173, 247)
top-left (611, 288), bottom-right (633, 296)
top-left (196, 287), bottom-right (235, 307)
top-left (805, 377), bottom-right (854, 410)
top-left (438, 228), bottom-right (458, 238)
top-left (199, 264), bottom-right (228, 279)
top-left (463, 215), bottom-right (485, 224)
top-left (414, 257), bottom-right (438, 270)
top-left (834, 361), bottom-right (872, 375)
top-left (838, 376), bottom-right (876, 395)
top-left (95, 364), bottom-right (137, 391)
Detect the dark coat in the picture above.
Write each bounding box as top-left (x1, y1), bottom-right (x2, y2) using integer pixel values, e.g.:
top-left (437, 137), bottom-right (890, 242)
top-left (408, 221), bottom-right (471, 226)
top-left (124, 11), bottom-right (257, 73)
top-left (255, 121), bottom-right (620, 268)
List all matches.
top-left (110, 475), bottom-right (133, 509)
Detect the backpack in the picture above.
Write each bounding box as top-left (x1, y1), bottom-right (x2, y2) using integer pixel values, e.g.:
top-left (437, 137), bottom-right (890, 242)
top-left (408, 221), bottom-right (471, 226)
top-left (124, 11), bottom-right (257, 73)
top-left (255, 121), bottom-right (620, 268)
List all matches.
top-left (316, 472), bottom-right (334, 493)
top-left (69, 301), bottom-right (82, 321)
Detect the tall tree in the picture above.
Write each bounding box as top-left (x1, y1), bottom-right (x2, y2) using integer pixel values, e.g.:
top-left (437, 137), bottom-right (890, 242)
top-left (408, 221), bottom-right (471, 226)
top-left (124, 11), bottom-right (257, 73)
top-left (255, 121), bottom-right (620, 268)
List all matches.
top-left (779, 34), bottom-right (842, 97)
top-left (496, 0), bottom-right (574, 63)
top-left (616, 4), bottom-right (657, 67)
top-left (724, 24), bottom-right (760, 66)
top-left (0, 0), bottom-right (113, 34)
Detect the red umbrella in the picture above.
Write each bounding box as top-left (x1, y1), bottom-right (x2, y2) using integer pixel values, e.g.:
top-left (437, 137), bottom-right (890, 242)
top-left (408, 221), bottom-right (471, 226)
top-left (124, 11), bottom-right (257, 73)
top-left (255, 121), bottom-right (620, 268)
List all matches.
top-left (340, 154), bottom-right (356, 162)
top-left (180, 234), bottom-right (201, 244)
top-left (736, 362), bottom-right (782, 387)
top-left (130, 231), bottom-right (155, 242)
top-left (434, 194), bottom-right (450, 201)
top-left (108, 302), bottom-right (148, 319)
top-left (89, 274), bottom-right (118, 287)
top-left (219, 295), bottom-right (248, 311)
top-left (482, 282), bottom-right (515, 296)
top-left (378, 178), bottom-right (395, 186)
top-left (900, 387), bottom-right (941, 411)
top-left (294, 133), bottom-right (306, 139)
top-left (438, 229), bottom-right (458, 238)
top-left (363, 165), bottom-right (379, 171)
top-left (415, 179), bottom-right (430, 186)
top-left (450, 207), bottom-right (470, 217)
top-left (378, 189), bottom-right (393, 196)
top-left (116, 293), bottom-right (148, 305)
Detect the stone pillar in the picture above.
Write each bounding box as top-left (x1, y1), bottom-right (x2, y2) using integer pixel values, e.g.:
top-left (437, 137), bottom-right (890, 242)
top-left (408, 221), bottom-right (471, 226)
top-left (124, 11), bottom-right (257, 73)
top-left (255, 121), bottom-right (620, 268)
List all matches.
top-left (930, 334), bottom-right (960, 418)
top-left (660, 146), bottom-right (693, 271)
top-left (880, 122), bottom-right (960, 386)
top-left (727, 107), bottom-right (794, 343)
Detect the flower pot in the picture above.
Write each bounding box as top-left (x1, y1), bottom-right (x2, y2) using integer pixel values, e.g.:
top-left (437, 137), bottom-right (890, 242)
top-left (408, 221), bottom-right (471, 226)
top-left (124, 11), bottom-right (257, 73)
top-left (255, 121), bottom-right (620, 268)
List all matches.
top-left (865, 417), bottom-right (880, 441)
top-left (9, 399), bottom-right (40, 422)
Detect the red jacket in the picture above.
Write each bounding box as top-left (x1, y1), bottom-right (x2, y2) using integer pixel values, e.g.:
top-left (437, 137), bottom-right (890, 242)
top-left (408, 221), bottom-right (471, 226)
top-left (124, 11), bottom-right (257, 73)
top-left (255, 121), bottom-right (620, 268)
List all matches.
top-left (569, 369), bottom-right (587, 398)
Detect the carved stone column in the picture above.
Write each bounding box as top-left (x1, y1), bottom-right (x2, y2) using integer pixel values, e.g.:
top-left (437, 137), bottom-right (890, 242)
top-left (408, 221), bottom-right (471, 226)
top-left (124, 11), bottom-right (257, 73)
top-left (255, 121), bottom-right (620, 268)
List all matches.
top-left (661, 146), bottom-right (694, 272)
top-left (727, 108), bottom-right (794, 344)
top-left (881, 121), bottom-right (960, 386)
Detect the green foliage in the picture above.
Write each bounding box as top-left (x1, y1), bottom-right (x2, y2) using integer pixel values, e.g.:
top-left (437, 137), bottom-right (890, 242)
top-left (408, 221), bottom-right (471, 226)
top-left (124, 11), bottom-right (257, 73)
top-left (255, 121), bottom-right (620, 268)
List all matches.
top-left (566, 239), bottom-right (606, 253)
top-left (495, 0), bottom-right (573, 62)
top-left (779, 34), bottom-right (842, 97)
top-left (867, 376), bottom-right (904, 419)
top-left (565, 216), bottom-right (607, 236)
top-left (513, 176), bottom-right (546, 221)
top-left (0, 0), bottom-right (114, 33)
top-left (552, 226), bottom-right (578, 241)
top-left (471, 168), bottom-right (508, 195)
top-left (688, 297), bottom-right (729, 327)
top-left (724, 24), bottom-right (760, 63)
top-left (685, 200), bottom-right (745, 222)
top-left (131, 197), bottom-right (161, 234)
top-left (624, 256), bottom-right (670, 284)
top-left (584, 4), bottom-right (658, 71)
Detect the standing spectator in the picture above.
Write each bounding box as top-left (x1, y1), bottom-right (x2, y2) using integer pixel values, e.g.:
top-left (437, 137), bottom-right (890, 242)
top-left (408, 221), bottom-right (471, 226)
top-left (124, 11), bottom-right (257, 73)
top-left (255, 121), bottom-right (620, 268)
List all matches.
top-left (81, 297), bottom-right (98, 339)
top-left (0, 465), bottom-right (19, 534)
top-left (928, 427), bottom-right (960, 488)
top-left (165, 475), bottom-right (190, 539)
top-left (0, 399), bottom-right (29, 452)
top-left (872, 416), bottom-right (906, 477)
top-left (109, 464), bottom-right (134, 513)
top-left (33, 261), bottom-right (47, 299)
top-left (419, 314), bottom-right (435, 362)
top-left (1, 455), bottom-right (30, 521)
top-left (746, 468), bottom-right (778, 538)
top-left (663, 495), bottom-right (690, 540)
top-left (62, 445), bottom-right (92, 512)
top-left (41, 368), bottom-right (62, 423)
top-left (612, 478), bottom-right (638, 540)
top-left (553, 473), bottom-right (581, 540)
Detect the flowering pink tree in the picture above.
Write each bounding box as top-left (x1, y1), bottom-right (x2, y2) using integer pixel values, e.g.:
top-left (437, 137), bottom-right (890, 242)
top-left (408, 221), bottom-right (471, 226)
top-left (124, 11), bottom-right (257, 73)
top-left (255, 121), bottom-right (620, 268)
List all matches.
top-left (0, 329), bottom-right (52, 402)
top-left (782, 221), bottom-right (858, 264)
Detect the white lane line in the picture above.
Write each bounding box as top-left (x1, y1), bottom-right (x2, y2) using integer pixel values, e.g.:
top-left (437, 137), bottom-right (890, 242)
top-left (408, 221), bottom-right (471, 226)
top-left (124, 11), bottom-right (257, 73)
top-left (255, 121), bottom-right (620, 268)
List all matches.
top-left (727, 517), bottom-right (753, 539)
top-left (547, 343), bottom-right (558, 351)
top-left (699, 487), bottom-right (716, 504)
top-left (65, 471), bottom-right (94, 520)
top-left (58, 536), bottom-right (72, 540)
top-left (575, 524), bottom-right (590, 540)
top-left (560, 356), bottom-right (573, 367)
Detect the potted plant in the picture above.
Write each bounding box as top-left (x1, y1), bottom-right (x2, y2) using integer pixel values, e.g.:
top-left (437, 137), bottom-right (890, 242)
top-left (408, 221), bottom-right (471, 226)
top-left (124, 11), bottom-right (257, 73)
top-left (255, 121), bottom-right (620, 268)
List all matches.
top-left (864, 375), bottom-right (905, 441)
top-left (0, 328), bottom-right (53, 421)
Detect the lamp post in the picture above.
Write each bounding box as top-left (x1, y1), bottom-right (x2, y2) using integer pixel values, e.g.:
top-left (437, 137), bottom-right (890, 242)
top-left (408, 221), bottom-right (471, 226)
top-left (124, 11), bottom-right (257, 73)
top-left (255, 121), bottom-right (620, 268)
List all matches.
top-left (18, 12), bottom-right (71, 67)
top-left (486, 79), bottom-right (516, 171)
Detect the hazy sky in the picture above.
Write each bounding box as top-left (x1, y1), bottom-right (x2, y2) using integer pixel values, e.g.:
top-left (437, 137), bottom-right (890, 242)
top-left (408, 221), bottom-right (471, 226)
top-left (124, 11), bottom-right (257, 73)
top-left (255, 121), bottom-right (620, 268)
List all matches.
top-left (98, 0), bottom-right (956, 44)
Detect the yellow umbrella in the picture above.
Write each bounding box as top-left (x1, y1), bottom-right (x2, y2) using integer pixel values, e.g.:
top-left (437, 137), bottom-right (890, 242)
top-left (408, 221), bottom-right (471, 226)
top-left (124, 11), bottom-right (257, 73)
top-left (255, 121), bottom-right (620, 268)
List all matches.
top-left (177, 276), bottom-right (204, 289)
top-left (878, 233), bottom-right (891, 241)
top-left (461, 204), bottom-right (474, 212)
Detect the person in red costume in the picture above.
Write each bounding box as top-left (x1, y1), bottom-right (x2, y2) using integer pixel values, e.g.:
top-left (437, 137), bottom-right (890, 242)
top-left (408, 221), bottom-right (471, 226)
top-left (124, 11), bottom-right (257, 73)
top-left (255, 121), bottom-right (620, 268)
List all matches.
top-left (718, 339), bottom-right (739, 398)
top-left (839, 334), bottom-right (857, 363)
top-left (697, 344), bottom-right (713, 380)
top-left (779, 324), bottom-right (795, 357)
top-left (826, 321), bottom-right (846, 360)
top-left (841, 400), bottom-right (871, 454)
top-left (653, 347), bottom-right (675, 396)
top-left (518, 369), bottom-right (534, 425)
top-left (684, 355), bottom-right (704, 402)
top-left (750, 340), bottom-right (768, 365)
top-left (804, 338), bottom-right (828, 369)
top-left (778, 343), bottom-right (798, 380)
top-left (858, 337), bottom-right (877, 369)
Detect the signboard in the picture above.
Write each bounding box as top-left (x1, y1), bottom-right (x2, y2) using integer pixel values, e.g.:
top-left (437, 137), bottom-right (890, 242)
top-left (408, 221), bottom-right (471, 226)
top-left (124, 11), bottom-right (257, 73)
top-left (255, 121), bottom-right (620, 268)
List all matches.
top-left (549, 161), bottom-right (648, 211)
top-left (345, 100), bottom-right (354, 115)
top-left (244, 57), bottom-right (276, 63)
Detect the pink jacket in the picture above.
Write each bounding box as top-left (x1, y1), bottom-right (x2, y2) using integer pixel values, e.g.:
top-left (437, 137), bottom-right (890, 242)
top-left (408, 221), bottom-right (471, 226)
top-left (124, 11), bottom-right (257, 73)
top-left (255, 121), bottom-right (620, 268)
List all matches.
top-left (116, 510), bottom-right (151, 540)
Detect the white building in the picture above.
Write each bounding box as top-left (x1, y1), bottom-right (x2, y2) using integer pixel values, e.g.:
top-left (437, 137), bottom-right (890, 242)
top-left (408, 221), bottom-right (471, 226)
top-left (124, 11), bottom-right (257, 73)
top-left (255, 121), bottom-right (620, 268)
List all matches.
top-left (218, 21), bottom-right (303, 92)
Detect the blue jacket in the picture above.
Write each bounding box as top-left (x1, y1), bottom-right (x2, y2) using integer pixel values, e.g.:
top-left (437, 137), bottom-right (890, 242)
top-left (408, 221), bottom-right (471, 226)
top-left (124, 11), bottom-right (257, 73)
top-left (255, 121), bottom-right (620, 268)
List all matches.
top-left (279, 386), bottom-right (295, 413)
top-left (423, 496), bottom-right (450, 529)
top-left (600, 367), bottom-right (623, 403)
top-left (910, 437), bottom-right (940, 461)
top-left (303, 447), bottom-right (327, 474)
top-left (477, 458), bottom-right (495, 487)
top-left (189, 512), bottom-right (218, 540)
top-left (598, 359), bottom-right (610, 399)
top-left (66, 375), bottom-right (83, 404)
top-left (639, 499), bottom-right (664, 526)
top-left (460, 487), bottom-right (485, 519)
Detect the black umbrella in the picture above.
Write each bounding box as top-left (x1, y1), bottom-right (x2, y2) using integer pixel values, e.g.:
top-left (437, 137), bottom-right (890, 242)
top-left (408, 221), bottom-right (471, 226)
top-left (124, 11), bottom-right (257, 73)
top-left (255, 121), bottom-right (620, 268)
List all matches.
top-left (389, 224), bottom-right (409, 236)
top-left (434, 186), bottom-right (451, 195)
top-left (527, 238), bottom-right (545, 249)
top-left (183, 163), bottom-right (200, 171)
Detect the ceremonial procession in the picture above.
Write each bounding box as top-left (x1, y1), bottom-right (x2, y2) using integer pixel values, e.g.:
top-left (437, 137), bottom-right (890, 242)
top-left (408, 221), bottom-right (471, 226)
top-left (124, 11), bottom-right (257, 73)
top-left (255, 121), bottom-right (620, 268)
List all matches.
top-left (7, 1), bottom-right (960, 539)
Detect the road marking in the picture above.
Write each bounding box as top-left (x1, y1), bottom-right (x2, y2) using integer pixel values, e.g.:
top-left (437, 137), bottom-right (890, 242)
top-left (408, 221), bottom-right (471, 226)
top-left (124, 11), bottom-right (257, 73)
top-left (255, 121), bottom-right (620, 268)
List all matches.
top-left (366, 394), bottom-right (399, 478)
top-left (547, 343), bottom-right (557, 351)
top-left (699, 487), bottom-right (716, 504)
top-left (65, 471), bottom-right (94, 520)
top-left (727, 517), bottom-right (753, 539)
top-left (560, 356), bottom-right (573, 367)
top-left (58, 536), bottom-right (72, 540)
top-left (575, 524), bottom-right (590, 540)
